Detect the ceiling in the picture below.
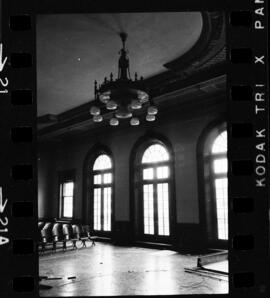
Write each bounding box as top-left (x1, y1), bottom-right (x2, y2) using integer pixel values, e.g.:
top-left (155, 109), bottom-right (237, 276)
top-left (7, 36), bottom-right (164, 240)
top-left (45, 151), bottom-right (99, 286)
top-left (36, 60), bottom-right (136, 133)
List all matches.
top-left (37, 12), bottom-right (203, 117)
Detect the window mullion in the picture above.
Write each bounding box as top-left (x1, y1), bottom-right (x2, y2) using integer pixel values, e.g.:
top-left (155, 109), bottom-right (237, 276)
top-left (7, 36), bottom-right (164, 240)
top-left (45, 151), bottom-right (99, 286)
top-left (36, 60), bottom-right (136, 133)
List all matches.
top-left (153, 182), bottom-right (158, 236)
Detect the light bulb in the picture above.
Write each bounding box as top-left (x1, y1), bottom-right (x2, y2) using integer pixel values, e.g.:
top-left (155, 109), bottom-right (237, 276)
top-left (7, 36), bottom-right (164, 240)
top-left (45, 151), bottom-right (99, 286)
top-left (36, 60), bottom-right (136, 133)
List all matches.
top-left (93, 115), bottom-right (103, 122)
top-left (130, 117), bottom-right (140, 126)
top-left (147, 105), bottom-right (158, 115)
top-left (146, 114), bottom-right (155, 122)
top-left (90, 106), bottom-right (100, 116)
top-left (106, 100), bottom-right (117, 110)
top-left (110, 118), bottom-right (119, 126)
top-left (131, 99), bottom-right (142, 110)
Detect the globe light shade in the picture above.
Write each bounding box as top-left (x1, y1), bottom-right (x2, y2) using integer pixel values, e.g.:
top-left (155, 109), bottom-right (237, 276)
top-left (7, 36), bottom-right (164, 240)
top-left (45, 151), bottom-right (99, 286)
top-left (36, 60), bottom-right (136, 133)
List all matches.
top-left (131, 99), bottom-right (142, 110)
top-left (110, 118), bottom-right (119, 126)
top-left (90, 106), bottom-right (100, 116)
top-left (138, 91), bottom-right (148, 101)
top-left (99, 92), bottom-right (110, 103)
top-left (146, 114), bottom-right (156, 122)
top-left (147, 105), bottom-right (158, 115)
top-left (106, 100), bottom-right (117, 110)
top-left (93, 115), bottom-right (103, 122)
top-left (115, 107), bottom-right (132, 119)
top-left (130, 117), bottom-right (140, 126)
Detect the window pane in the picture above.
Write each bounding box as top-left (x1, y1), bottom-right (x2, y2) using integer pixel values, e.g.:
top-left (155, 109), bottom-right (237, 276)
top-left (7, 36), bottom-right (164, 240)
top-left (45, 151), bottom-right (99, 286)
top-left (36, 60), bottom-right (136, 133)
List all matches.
top-left (103, 173), bottom-right (112, 184)
top-left (214, 178), bottom-right (228, 240)
top-left (213, 158), bottom-right (228, 174)
top-left (157, 166), bottom-right (169, 179)
top-left (143, 168), bottom-right (154, 180)
top-left (63, 196), bottom-right (73, 217)
top-left (94, 174), bottom-right (102, 184)
top-left (212, 131), bottom-right (227, 154)
top-left (103, 187), bottom-right (111, 231)
top-left (143, 184), bottom-right (154, 235)
top-left (93, 188), bottom-right (101, 230)
top-left (63, 182), bottom-right (74, 196)
top-left (93, 154), bottom-right (112, 170)
top-left (142, 144), bottom-right (169, 163)
top-left (157, 183), bottom-right (170, 236)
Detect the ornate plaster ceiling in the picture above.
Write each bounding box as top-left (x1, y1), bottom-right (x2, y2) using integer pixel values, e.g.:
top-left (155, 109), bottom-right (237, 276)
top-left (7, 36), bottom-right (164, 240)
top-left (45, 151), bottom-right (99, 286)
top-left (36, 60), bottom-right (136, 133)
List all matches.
top-left (37, 12), bottom-right (203, 116)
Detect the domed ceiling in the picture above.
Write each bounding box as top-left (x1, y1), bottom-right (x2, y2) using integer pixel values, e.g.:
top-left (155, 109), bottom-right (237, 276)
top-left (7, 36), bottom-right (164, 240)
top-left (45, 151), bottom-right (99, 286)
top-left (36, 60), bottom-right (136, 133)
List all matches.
top-left (37, 12), bottom-right (203, 116)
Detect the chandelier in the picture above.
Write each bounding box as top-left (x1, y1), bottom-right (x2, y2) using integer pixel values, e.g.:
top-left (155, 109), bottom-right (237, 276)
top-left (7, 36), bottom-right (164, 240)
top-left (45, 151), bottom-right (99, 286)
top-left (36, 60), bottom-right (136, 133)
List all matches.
top-left (90, 32), bottom-right (158, 126)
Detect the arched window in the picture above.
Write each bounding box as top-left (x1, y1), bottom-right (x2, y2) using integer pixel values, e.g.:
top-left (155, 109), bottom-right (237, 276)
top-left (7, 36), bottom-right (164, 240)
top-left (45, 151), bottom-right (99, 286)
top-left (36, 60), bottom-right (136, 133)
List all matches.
top-left (211, 130), bottom-right (228, 240)
top-left (92, 154), bottom-right (112, 232)
top-left (141, 143), bottom-right (171, 237)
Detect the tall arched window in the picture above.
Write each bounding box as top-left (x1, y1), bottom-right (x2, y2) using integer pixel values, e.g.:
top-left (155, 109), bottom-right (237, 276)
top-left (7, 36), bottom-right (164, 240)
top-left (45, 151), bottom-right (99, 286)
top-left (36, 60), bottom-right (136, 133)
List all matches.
top-left (141, 144), bottom-right (171, 237)
top-left (92, 154), bottom-right (112, 232)
top-left (211, 130), bottom-right (228, 240)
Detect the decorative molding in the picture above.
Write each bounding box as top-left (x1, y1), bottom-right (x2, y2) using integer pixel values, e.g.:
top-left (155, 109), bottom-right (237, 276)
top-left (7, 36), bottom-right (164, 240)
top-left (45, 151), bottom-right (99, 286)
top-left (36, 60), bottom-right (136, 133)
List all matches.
top-left (163, 12), bottom-right (225, 75)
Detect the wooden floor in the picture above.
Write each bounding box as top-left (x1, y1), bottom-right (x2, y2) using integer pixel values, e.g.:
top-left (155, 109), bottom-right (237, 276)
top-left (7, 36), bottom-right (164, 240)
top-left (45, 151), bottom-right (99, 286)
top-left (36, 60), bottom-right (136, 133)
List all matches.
top-left (39, 242), bottom-right (228, 296)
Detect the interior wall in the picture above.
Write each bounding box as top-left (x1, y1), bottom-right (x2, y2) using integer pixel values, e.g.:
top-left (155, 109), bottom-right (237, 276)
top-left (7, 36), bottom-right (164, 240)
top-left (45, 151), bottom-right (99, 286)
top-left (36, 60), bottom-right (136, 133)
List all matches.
top-left (38, 100), bottom-right (225, 229)
top-left (38, 144), bottom-right (57, 219)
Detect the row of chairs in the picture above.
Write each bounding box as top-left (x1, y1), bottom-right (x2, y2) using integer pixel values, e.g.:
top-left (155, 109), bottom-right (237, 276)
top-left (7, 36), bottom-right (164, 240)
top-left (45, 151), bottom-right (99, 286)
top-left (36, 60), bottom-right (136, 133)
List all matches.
top-left (38, 221), bottom-right (96, 253)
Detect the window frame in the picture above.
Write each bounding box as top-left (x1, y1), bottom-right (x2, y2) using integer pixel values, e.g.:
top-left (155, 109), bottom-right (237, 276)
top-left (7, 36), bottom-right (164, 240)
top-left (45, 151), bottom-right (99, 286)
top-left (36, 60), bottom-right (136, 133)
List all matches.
top-left (210, 132), bottom-right (228, 241)
top-left (197, 121), bottom-right (228, 248)
top-left (130, 136), bottom-right (177, 245)
top-left (83, 146), bottom-right (115, 237)
top-left (58, 170), bottom-right (76, 220)
top-left (92, 155), bottom-right (113, 232)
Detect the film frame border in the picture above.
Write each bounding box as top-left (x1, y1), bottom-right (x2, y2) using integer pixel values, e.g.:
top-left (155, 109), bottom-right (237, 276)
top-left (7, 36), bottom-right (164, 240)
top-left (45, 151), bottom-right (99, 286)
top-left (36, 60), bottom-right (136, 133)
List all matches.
top-left (0, 0), bottom-right (268, 297)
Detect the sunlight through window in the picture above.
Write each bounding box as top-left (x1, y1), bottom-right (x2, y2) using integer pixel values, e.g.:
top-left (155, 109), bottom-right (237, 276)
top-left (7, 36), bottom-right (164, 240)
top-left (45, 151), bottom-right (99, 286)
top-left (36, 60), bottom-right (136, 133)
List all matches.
top-left (141, 143), bottom-right (170, 236)
top-left (211, 131), bottom-right (228, 240)
top-left (93, 154), bottom-right (112, 232)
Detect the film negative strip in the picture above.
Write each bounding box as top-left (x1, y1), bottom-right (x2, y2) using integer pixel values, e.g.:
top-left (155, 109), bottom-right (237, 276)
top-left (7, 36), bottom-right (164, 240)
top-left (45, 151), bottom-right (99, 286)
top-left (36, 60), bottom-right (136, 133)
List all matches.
top-left (0, 0), bottom-right (268, 297)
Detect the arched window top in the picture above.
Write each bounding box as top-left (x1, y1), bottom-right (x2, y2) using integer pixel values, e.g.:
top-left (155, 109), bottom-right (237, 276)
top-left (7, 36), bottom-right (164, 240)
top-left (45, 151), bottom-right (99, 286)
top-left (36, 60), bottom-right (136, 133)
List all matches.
top-left (142, 144), bottom-right (169, 164)
top-left (212, 131), bottom-right (227, 154)
top-left (93, 154), bottom-right (112, 170)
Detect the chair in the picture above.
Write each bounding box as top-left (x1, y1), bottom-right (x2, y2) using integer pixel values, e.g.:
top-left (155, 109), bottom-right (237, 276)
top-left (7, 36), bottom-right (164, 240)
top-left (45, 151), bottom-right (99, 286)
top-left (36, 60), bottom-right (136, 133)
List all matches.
top-left (82, 225), bottom-right (96, 246)
top-left (40, 222), bottom-right (54, 253)
top-left (63, 224), bottom-right (78, 249)
top-left (72, 224), bottom-right (90, 248)
top-left (52, 223), bottom-right (66, 251)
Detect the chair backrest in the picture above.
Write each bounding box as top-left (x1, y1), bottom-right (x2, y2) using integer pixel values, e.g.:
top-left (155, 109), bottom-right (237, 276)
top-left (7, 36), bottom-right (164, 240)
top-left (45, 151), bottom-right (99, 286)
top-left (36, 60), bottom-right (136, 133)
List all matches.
top-left (82, 225), bottom-right (91, 236)
top-left (72, 224), bottom-right (83, 237)
top-left (38, 228), bottom-right (43, 242)
top-left (38, 221), bottom-right (45, 230)
top-left (42, 222), bottom-right (53, 231)
top-left (63, 224), bottom-right (73, 239)
top-left (52, 223), bottom-right (64, 240)
top-left (41, 224), bottom-right (53, 242)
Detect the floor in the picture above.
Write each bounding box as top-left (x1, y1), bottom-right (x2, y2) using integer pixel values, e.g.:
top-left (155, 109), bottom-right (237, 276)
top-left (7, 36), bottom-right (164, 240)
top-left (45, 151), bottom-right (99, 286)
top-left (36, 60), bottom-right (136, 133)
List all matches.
top-left (203, 260), bottom-right (228, 273)
top-left (39, 242), bottom-right (228, 296)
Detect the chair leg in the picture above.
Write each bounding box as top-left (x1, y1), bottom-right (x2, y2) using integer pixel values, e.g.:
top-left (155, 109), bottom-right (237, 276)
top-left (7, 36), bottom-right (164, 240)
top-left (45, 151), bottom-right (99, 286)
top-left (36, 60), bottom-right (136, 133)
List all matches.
top-left (81, 240), bottom-right (86, 248)
top-left (53, 242), bottom-right (56, 253)
top-left (42, 243), bottom-right (45, 254)
top-left (72, 240), bottom-right (77, 249)
top-left (63, 241), bottom-right (67, 251)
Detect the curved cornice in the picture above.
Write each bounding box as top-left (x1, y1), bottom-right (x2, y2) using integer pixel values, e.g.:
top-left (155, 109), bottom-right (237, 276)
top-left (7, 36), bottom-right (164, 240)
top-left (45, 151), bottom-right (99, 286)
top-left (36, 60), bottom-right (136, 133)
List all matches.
top-left (142, 12), bottom-right (226, 93)
top-left (164, 12), bottom-right (225, 75)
